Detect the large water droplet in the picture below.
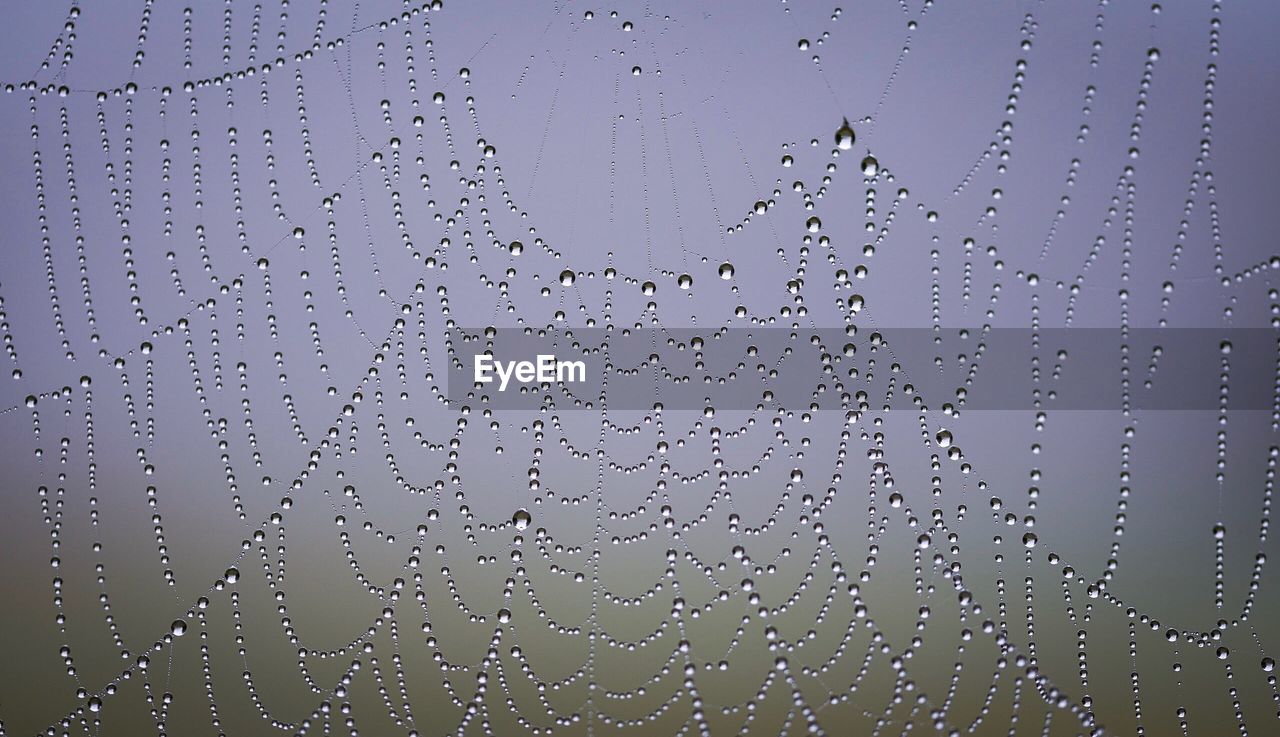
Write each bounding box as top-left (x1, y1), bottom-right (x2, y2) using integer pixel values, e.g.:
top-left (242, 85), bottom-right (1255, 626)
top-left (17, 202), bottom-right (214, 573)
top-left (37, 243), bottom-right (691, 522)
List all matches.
top-left (835, 119), bottom-right (855, 150)
top-left (512, 509), bottom-right (532, 530)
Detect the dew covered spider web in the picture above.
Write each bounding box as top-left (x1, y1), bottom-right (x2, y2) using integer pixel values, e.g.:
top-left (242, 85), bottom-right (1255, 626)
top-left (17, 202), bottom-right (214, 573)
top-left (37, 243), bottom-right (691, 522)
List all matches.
top-left (1, 1), bottom-right (1279, 736)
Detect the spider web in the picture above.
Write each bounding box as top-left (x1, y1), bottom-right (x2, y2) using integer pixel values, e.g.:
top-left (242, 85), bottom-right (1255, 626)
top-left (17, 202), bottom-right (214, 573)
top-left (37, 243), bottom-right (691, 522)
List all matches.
top-left (0, 1), bottom-right (1278, 736)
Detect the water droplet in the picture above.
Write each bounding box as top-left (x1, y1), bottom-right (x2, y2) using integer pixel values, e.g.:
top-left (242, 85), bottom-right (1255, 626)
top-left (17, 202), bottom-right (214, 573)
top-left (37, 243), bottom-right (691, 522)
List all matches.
top-left (835, 119), bottom-right (855, 150)
top-left (512, 509), bottom-right (532, 530)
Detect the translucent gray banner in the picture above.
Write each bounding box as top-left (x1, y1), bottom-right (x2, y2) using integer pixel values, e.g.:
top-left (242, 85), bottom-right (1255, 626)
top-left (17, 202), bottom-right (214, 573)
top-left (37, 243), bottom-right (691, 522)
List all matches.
top-left (446, 327), bottom-right (1277, 411)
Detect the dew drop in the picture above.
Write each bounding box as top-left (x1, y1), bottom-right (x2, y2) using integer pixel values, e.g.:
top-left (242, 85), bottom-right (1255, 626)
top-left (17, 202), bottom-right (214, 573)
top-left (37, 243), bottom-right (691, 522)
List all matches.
top-left (835, 119), bottom-right (855, 150)
top-left (512, 509), bottom-right (532, 530)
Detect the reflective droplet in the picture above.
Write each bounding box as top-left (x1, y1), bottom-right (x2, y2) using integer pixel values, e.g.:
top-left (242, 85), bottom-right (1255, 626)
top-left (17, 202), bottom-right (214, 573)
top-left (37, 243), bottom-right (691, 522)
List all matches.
top-left (512, 509), bottom-right (532, 530)
top-left (835, 119), bottom-right (855, 150)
